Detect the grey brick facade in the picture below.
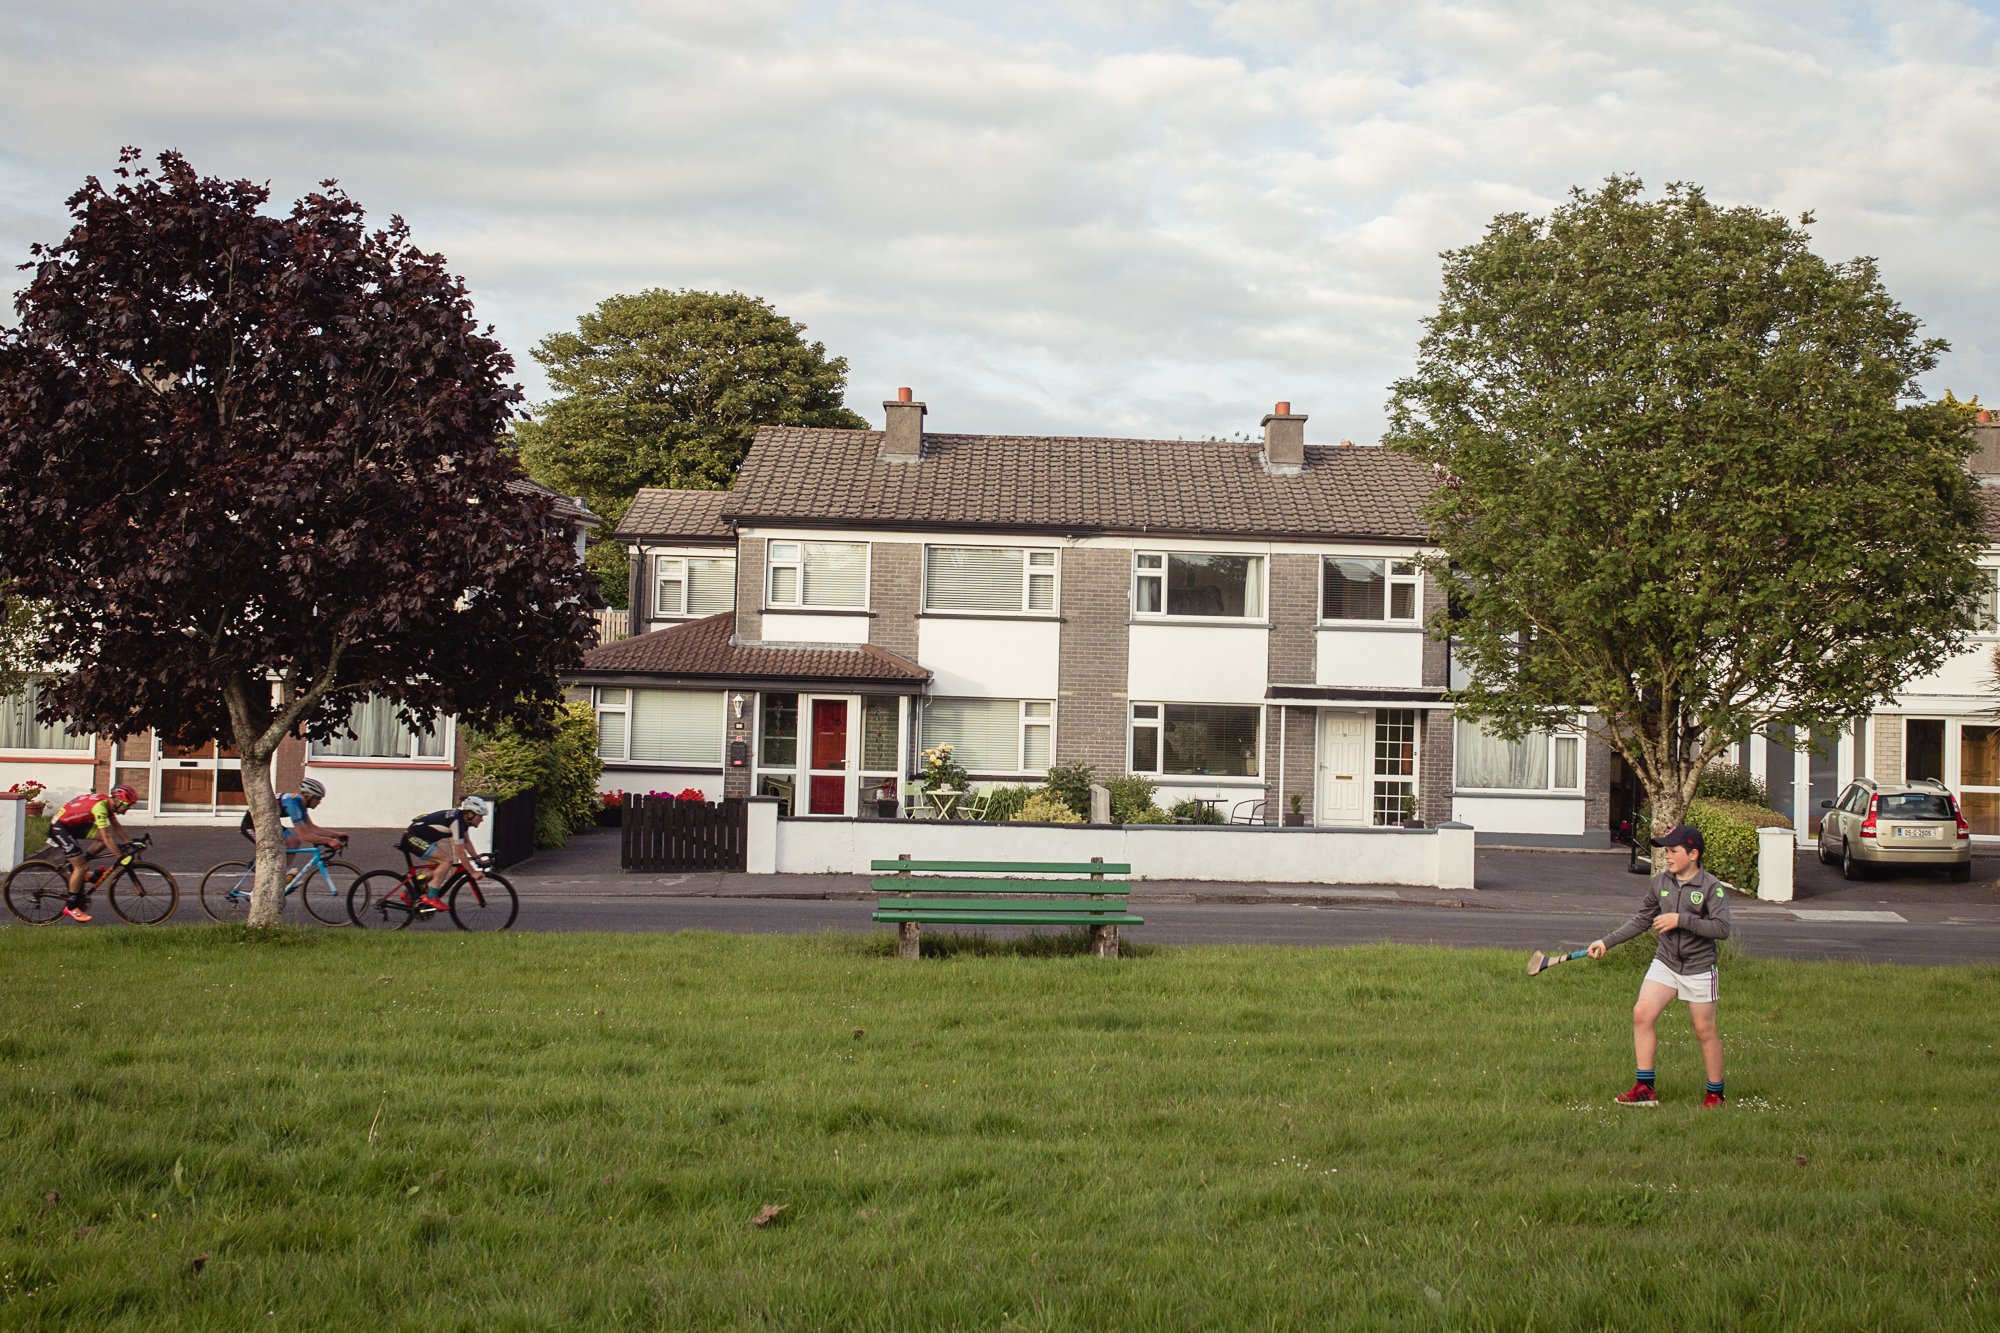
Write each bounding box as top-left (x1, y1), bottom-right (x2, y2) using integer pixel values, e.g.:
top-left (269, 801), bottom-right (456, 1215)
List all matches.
top-left (1272, 704), bottom-right (1317, 823)
top-left (1872, 714), bottom-right (1902, 784)
top-left (1583, 732), bottom-right (1611, 843)
top-left (1055, 547), bottom-right (1131, 778)
top-left (868, 542), bottom-right (921, 659)
top-left (734, 540), bottom-right (764, 642)
top-left (1419, 709), bottom-right (1453, 826)
top-left (1420, 571), bottom-right (1449, 688)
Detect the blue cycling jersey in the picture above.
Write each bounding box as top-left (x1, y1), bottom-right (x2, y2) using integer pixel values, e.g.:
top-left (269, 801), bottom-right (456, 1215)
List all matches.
top-left (278, 793), bottom-right (309, 825)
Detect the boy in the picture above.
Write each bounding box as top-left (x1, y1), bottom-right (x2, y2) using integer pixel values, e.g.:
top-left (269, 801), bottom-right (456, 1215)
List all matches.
top-left (1587, 824), bottom-right (1732, 1107)
top-left (399, 795), bottom-right (490, 912)
top-left (46, 784), bottom-right (139, 922)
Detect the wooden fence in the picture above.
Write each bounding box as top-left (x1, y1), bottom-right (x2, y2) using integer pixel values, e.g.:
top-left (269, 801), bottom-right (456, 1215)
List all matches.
top-left (621, 793), bottom-right (747, 872)
top-left (490, 789), bottom-right (536, 869)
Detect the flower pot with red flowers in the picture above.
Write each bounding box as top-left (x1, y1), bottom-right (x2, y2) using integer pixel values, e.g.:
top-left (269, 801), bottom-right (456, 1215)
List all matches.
top-left (3, 781), bottom-right (45, 816)
top-left (597, 791), bottom-right (623, 827)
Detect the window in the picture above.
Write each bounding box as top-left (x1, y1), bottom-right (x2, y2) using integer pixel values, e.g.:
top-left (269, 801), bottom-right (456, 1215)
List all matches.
top-left (1323, 557), bottom-right (1420, 622)
top-left (1454, 719), bottom-right (1580, 792)
top-left (311, 694), bottom-right (447, 760)
top-left (1134, 552), bottom-right (1264, 619)
top-left (760, 694), bottom-right (798, 767)
top-left (920, 698), bottom-right (1053, 773)
top-left (767, 541), bottom-right (867, 608)
top-left (924, 546), bottom-right (1058, 613)
top-left (1976, 569), bottom-right (2000, 634)
top-left (595, 688), bottom-right (628, 761)
top-left (0, 683), bottom-right (88, 751)
top-left (1130, 703), bottom-right (1260, 777)
top-left (627, 690), bottom-right (725, 765)
top-left (1372, 709), bottom-right (1416, 825)
top-left (654, 556), bottom-right (735, 618)
top-left (861, 696), bottom-right (899, 772)
top-left (1962, 724), bottom-right (2000, 834)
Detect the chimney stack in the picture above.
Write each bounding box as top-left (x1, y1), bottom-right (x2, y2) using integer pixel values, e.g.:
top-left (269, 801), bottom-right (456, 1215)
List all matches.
top-left (1260, 401), bottom-right (1306, 474)
top-left (881, 388), bottom-right (926, 463)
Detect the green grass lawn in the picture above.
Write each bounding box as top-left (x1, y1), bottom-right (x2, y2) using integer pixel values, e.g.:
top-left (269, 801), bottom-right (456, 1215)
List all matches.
top-left (3, 926), bottom-right (1996, 1331)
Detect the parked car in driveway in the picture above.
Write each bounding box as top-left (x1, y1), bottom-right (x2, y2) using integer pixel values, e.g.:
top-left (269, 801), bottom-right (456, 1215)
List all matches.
top-left (1816, 777), bottom-right (1971, 881)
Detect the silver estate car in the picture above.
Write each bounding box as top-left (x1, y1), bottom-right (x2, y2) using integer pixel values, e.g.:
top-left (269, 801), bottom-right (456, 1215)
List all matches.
top-left (1816, 777), bottom-right (1972, 881)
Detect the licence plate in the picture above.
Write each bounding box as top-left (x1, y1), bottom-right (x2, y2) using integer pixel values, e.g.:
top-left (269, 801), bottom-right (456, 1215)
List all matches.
top-left (1894, 827), bottom-right (1938, 839)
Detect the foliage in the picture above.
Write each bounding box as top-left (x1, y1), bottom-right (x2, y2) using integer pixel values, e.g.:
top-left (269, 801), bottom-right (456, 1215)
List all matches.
top-left (1105, 773), bottom-right (1165, 824)
top-left (1387, 176), bottom-right (1984, 836)
top-left (0, 150), bottom-right (599, 923)
top-left (1694, 760), bottom-right (1770, 808)
top-left (1040, 761), bottom-right (1096, 819)
top-left (514, 289), bottom-right (868, 598)
top-left (1013, 792), bottom-right (1084, 824)
top-left (462, 702), bottom-right (603, 850)
top-left (1169, 796), bottom-right (1225, 824)
top-left (1635, 797), bottom-right (1791, 895)
top-left (0, 596), bottom-right (45, 700)
top-left (919, 744), bottom-right (968, 794)
top-left (7, 928), bottom-right (1997, 1330)
top-left (975, 783), bottom-right (1035, 823)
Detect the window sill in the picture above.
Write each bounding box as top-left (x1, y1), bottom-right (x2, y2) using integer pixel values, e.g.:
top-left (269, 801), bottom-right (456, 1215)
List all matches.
top-left (918, 612), bottom-right (1063, 623)
top-left (0, 752), bottom-right (96, 763)
top-left (1145, 776), bottom-right (1266, 786)
top-left (1318, 622), bottom-right (1426, 633)
top-left (761, 606), bottom-right (874, 617)
top-left (305, 759), bottom-right (453, 770)
top-left (1128, 617), bottom-right (1271, 629)
top-left (1452, 789), bottom-right (1585, 800)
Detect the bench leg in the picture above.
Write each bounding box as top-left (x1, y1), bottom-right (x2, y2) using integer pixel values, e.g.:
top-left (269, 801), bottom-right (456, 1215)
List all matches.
top-left (898, 921), bottom-right (921, 960)
top-left (1090, 923), bottom-right (1119, 959)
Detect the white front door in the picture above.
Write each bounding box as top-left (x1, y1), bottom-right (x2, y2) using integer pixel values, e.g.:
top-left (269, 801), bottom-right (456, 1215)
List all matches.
top-left (1317, 710), bottom-right (1369, 826)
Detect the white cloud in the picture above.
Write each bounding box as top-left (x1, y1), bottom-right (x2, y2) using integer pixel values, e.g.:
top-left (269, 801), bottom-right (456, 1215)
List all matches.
top-left (2, 0), bottom-right (1998, 442)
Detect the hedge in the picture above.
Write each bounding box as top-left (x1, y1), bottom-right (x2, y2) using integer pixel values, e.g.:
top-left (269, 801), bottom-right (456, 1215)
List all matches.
top-left (1684, 798), bottom-right (1792, 897)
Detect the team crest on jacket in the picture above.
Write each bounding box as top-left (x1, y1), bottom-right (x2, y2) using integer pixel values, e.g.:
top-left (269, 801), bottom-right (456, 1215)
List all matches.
top-left (1690, 890), bottom-right (1704, 905)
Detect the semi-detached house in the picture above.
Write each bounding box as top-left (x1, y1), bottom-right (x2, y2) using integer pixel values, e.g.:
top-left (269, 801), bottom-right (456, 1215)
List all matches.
top-left (569, 395), bottom-right (1614, 846)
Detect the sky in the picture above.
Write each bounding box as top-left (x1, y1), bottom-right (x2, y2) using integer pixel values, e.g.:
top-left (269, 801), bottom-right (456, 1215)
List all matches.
top-left (2, 0), bottom-right (1997, 445)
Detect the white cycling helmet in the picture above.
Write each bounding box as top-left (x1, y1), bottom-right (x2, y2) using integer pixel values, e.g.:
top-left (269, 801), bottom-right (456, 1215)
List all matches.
top-left (298, 777), bottom-right (326, 800)
top-left (459, 794), bottom-right (492, 818)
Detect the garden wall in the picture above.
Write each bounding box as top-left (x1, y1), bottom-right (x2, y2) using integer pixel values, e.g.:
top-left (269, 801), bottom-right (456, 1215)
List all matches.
top-left (761, 814), bottom-right (1476, 889)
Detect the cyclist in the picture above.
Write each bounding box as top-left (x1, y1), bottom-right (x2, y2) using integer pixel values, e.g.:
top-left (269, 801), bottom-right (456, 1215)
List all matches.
top-left (47, 784), bottom-right (140, 922)
top-left (280, 777), bottom-right (348, 853)
top-left (398, 795), bottom-right (490, 912)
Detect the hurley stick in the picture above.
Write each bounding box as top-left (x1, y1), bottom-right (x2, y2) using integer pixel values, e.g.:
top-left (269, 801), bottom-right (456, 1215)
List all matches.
top-left (1526, 948), bottom-right (1590, 977)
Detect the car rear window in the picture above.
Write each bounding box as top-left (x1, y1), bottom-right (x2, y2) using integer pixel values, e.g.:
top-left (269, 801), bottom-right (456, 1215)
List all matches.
top-left (1878, 793), bottom-right (1954, 820)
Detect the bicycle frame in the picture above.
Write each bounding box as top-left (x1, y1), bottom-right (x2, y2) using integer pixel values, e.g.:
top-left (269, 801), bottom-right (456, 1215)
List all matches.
top-left (216, 844), bottom-right (339, 903)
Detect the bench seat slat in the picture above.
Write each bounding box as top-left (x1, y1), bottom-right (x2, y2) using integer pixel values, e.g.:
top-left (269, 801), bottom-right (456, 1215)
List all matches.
top-left (869, 860), bottom-right (1132, 875)
top-left (871, 878), bottom-right (1128, 895)
top-left (875, 898), bottom-right (1130, 914)
top-left (872, 911), bottom-right (1146, 926)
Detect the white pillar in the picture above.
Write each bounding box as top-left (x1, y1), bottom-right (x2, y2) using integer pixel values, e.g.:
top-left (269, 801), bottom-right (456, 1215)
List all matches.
top-left (0, 798), bottom-right (23, 872)
top-left (744, 796), bottom-right (779, 874)
top-left (1755, 825), bottom-right (1794, 902)
top-left (1436, 820), bottom-right (1476, 890)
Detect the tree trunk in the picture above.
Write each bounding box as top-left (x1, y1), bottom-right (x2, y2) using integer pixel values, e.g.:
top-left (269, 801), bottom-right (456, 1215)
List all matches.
top-left (223, 674), bottom-right (289, 929)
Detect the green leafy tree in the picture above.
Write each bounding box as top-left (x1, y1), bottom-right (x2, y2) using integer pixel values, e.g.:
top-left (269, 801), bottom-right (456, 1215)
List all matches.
top-left (515, 290), bottom-right (868, 606)
top-left (462, 701), bottom-right (604, 850)
top-left (0, 595), bottom-right (45, 700)
top-left (1387, 177), bottom-right (1984, 835)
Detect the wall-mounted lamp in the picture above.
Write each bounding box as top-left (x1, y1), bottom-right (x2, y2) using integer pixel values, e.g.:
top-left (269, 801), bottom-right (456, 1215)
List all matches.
top-left (731, 694), bottom-right (747, 720)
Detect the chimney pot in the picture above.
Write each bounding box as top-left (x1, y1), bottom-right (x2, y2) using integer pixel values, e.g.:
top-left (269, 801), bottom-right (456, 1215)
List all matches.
top-left (1274, 401), bottom-right (1290, 415)
top-left (880, 391), bottom-right (927, 462)
top-left (897, 387), bottom-right (913, 403)
top-left (1259, 402), bottom-right (1306, 473)
top-left (1339, 439), bottom-right (1353, 447)
top-left (1981, 410), bottom-right (1994, 423)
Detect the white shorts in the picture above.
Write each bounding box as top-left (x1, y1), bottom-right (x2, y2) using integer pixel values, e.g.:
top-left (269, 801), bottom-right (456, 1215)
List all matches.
top-left (1644, 959), bottom-right (1719, 1005)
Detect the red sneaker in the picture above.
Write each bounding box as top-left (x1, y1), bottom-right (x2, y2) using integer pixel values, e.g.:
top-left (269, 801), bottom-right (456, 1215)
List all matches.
top-left (418, 894), bottom-right (449, 913)
top-left (61, 904), bottom-right (93, 923)
top-left (1702, 1093), bottom-right (1725, 1108)
top-left (1614, 1083), bottom-right (1659, 1107)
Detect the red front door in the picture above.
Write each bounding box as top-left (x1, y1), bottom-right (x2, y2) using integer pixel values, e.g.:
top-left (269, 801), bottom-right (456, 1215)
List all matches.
top-left (809, 699), bottom-right (849, 815)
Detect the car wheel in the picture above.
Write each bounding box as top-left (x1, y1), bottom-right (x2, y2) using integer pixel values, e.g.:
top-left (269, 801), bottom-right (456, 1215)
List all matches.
top-left (1817, 833), bottom-right (1835, 865)
top-left (1841, 841), bottom-right (1866, 881)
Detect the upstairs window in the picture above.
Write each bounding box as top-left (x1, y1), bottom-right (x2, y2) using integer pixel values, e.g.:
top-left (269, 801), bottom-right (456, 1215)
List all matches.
top-left (767, 541), bottom-right (867, 609)
top-left (1323, 557), bottom-right (1420, 622)
top-left (1133, 552), bottom-right (1264, 619)
top-left (654, 556), bottom-right (735, 618)
top-left (924, 546), bottom-right (1059, 613)
top-left (1977, 567), bottom-right (1999, 633)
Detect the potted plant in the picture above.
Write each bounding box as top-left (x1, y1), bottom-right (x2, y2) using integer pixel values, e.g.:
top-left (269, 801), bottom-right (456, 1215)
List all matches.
top-left (872, 778), bottom-right (900, 820)
top-left (920, 744), bottom-right (969, 818)
top-left (596, 790), bottom-right (623, 827)
top-left (1283, 793), bottom-right (1306, 826)
top-left (3, 781), bottom-right (44, 817)
top-left (1400, 794), bottom-right (1424, 829)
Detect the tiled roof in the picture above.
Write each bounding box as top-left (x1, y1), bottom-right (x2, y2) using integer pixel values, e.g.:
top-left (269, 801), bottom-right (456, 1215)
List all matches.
top-left (507, 477), bottom-right (601, 527)
top-left (576, 612), bottom-right (929, 686)
top-left (615, 488), bottom-right (734, 541)
top-left (725, 427), bottom-right (1438, 541)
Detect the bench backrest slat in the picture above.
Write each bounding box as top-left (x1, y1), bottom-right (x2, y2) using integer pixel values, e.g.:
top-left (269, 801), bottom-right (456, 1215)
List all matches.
top-left (868, 859), bottom-right (1132, 875)
top-left (872, 877), bottom-right (1127, 896)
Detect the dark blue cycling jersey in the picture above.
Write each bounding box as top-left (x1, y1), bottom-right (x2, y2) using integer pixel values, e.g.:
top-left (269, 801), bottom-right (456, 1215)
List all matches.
top-left (408, 809), bottom-right (470, 846)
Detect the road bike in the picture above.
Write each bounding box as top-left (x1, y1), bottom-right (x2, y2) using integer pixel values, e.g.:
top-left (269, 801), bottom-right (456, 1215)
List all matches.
top-left (3, 833), bottom-right (179, 925)
top-left (198, 839), bottom-right (364, 925)
top-left (346, 847), bottom-right (517, 932)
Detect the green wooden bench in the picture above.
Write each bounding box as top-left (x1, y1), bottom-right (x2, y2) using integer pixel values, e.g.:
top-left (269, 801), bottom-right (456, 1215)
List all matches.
top-left (870, 856), bottom-right (1142, 959)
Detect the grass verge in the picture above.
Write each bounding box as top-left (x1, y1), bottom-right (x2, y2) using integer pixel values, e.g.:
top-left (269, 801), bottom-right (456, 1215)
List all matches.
top-left (2, 926), bottom-right (1996, 1330)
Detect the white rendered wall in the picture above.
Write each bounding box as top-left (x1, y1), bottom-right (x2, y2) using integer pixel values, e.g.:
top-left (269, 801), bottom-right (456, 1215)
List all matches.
top-left (1450, 795), bottom-right (1586, 837)
top-left (1316, 629), bottom-right (1425, 689)
top-left (301, 764), bottom-right (456, 830)
top-left (918, 618), bottom-right (1060, 698)
top-left (770, 818), bottom-right (1475, 888)
top-left (0, 798), bottom-right (23, 871)
top-left (760, 612), bottom-right (871, 644)
top-left (1128, 625), bottom-right (1269, 704)
top-left (0, 759), bottom-right (95, 812)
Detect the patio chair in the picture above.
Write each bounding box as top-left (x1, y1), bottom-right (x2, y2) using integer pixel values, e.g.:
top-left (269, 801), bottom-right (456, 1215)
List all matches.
top-left (1228, 799), bottom-right (1266, 825)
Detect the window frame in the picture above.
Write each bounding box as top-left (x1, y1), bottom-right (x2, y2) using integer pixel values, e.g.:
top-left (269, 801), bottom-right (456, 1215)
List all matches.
top-left (1127, 701), bottom-right (1263, 779)
top-left (650, 552), bottom-right (736, 620)
top-left (1976, 566), bottom-right (2000, 635)
top-left (306, 694), bottom-right (452, 764)
top-left (918, 697), bottom-right (1057, 775)
top-left (0, 677), bottom-right (94, 756)
top-left (1452, 719), bottom-right (1582, 794)
top-left (921, 544), bottom-right (1061, 616)
top-left (595, 687), bottom-right (630, 761)
top-left (590, 686), bottom-right (726, 766)
top-left (765, 539), bottom-right (870, 610)
top-left (1131, 550), bottom-right (1267, 621)
top-left (1320, 555), bottom-right (1422, 625)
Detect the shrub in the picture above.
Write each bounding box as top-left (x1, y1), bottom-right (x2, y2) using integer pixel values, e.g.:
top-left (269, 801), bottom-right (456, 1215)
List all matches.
top-left (1168, 796), bottom-right (1224, 825)
top-left (977, 783), bottom-right (1035, 823)
top-left (1041, 762), bottom-right (1096, 819)
top-left (1013, 792), bottom-right (1084, 824)
top-left (462, 700), bottom-right (604, 850)
top-left (1648, 798), bottom-right (1792, 896)
top-left (1694, 760), bottom-right (1769, 808)
top-left (1105, 774), bottom-right (1163, 824)
top-left (919, 744), bottom-right (968, 795)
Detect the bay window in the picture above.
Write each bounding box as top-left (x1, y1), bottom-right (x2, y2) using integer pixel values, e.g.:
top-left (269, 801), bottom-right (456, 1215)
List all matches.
top-left (767, 541), bottom-right (867, 608)
top-left (0, 682), bottom-right (88, 752)
top-left (1134, 552), bottom-right (1264, 619)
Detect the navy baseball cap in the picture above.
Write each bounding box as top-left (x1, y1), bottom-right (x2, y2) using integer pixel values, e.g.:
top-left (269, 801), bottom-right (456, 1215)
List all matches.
top-left (1649, 825), bottom-right (1705, 854)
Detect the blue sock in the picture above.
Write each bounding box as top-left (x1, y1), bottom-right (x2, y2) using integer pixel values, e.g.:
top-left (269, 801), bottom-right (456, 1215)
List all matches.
top-left (1636, 1069), bottom-right (1655, 1088)
top-left (1707, 1079), bottom-right (1724, 1099)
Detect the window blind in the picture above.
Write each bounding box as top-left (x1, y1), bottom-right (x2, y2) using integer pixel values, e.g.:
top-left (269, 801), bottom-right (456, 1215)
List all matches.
top-left (927, 547), bottom-right (1022, 611)
top-left (687, 559), bottom-right (736, 615)
top-left (597, 710), bottom-right (627, 761)
top-left (921, 698), bottom-right (1020, 772)
top-left (802, 543), bottom-right (867, 607)
top-left (630, 690), bottom-right (724, 765)
top-left (1023, 701), bottom-right (1052, 770)
top-left (654, 557), bottom-right (683, 616)
top-left (1325, 558), bottom-right (1386, 620)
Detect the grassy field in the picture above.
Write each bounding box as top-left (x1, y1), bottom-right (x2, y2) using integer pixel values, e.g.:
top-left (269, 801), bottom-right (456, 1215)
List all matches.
top-left (2, 925), bottom-right (1996, 1331)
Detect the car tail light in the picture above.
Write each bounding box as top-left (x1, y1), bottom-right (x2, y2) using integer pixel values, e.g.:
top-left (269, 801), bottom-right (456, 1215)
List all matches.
top-left (1860, 795), bottom-right (1878, 838)
top-left (1955, 798), bottom-right (1970, 841)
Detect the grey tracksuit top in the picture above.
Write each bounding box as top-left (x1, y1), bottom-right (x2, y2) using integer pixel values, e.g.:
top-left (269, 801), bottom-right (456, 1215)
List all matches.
top-left (1601, 866), bottom-right (1732, 975)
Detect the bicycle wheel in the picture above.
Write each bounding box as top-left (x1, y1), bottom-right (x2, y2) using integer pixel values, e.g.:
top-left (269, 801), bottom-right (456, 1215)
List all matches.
top-left (4, 860), bottom-right (73, 925)
top-left (108, 861), bottom-right (180, 925)
top-left (449, 871), bottom-right (518, 932)
top-left (348, 870), bottom-right (416, 930)
top-left (198, 861), bottom-right (256, 923)
top-left (301, 859), bottom-right (365, 926)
